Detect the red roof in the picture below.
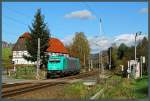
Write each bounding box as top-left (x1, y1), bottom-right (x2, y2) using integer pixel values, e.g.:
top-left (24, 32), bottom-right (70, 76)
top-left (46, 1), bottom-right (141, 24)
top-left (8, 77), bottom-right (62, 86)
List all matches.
top-left (46, 38), bottom-right (68, 54)
top-left (12, 32), bottom-right (30, 51)
top-left (20, 32), bottom-right (31, 39)
top-left (14, 32), bottom-right (68, 54)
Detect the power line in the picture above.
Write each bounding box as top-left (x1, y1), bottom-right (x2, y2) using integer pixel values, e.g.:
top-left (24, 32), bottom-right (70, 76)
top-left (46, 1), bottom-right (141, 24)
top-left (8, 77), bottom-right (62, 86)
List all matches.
top-left (82, 2), bottom-right (107, 74)
top-left (82, 2), bottom-right (106, 37)
top-left (82, 2), bottom-right (99, 19)
top-left (5, 6), bottom-right (32, 19)
top-left (3, 16), bottom-right (29, 42)
top-left (4, 15), bottom-right (28, 27)
top-left (2, 29), bottom-right (18, 37)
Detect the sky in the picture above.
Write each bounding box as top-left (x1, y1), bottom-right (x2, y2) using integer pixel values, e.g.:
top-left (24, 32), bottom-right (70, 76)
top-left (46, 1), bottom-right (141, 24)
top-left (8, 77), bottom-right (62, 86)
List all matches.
top-left (2, 2), bottom-right (148, 53)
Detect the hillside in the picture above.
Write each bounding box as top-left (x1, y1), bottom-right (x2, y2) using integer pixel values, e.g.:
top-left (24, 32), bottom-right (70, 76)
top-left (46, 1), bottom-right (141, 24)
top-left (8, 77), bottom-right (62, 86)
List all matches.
top-left (2, 41), bottom-right (14, 48)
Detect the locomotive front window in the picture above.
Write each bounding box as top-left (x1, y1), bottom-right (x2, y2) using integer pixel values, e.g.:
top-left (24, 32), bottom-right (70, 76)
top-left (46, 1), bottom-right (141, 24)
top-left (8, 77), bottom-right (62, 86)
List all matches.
top-left (49, 60), bottom-right (60, 63)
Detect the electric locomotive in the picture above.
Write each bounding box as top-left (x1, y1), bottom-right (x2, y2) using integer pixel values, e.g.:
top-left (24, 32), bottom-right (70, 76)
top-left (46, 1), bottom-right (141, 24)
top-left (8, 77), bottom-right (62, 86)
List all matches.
top-left (47, 55), bottom-right (80, 78)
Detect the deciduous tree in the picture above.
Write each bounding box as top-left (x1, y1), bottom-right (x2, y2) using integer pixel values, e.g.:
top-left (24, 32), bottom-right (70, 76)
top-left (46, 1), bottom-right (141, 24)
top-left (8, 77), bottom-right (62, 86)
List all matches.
top-left (69, 32), bottom-right (90, 67)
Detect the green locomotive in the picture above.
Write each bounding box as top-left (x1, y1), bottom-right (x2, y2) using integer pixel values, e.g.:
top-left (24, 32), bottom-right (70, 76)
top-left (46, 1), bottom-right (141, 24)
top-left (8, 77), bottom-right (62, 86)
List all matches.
top-left (47, 55), bottom-right (80, 78)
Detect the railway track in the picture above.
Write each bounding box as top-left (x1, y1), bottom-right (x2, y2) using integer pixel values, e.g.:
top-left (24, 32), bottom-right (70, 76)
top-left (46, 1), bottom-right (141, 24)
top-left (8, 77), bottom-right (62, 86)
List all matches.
top-left (2, 82), bottom-right (66, 98)
top-left (2, 70), bottom-right (101, 98)
top-left (2, 82), bottom-right (31, 88)
top-left (63, 70), bottom-right (99, 80)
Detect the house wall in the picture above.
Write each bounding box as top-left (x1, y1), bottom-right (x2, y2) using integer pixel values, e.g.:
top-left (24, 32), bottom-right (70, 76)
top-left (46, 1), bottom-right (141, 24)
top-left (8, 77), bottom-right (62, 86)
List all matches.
top-left (12, 51), bottom-right (69, 65)
top-left (47, 52), bottom-right (69, 57)
top-left (12, 51), bottom-right (35, 64)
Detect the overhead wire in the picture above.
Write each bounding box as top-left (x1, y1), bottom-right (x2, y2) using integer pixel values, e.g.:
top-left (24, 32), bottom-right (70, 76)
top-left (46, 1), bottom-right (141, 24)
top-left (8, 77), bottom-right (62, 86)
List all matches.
top-left (3, 6), bottom-right (33, 31)
top-left (5, 6), bottom-right (32, 19)
top-left (82, 2), bottom-right (106, 36)
top-left (82, 2), bottom-right (107, 50)
top-left (4, 15), bottom-right (28, 27)
top-left (2, 7), bottom-right (33, 40)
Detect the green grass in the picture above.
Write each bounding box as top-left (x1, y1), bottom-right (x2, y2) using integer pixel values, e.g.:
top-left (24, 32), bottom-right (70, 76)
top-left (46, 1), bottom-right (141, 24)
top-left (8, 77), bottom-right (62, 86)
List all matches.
top-left (132, 76), bottom-right (148, 98)
top-left (63, 81), bottom-right (102, 99)
top-left (63, 75), bottom-right (148, 99)
top-left (11, 66), bottom-right (35, 79)
top-left (2, 47), bottom-right (12, 60)
top-left (10, 65), bottom-right (46, 80)
top-left (98, 75), bottom-right (148, 99)
top-left (2, 47), bottom-right (12, 68)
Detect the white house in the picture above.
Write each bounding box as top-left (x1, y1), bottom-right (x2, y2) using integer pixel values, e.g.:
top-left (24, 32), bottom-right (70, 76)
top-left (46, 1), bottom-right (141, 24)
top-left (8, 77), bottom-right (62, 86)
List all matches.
top-left (12, 32), bottom-right (69, 65)
top-left (12, 32), bottom-right (35, 65)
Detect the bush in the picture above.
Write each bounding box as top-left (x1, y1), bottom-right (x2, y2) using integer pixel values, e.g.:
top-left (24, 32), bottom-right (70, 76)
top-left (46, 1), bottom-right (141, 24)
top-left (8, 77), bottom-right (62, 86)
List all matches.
top-left (11, 66), bottom-right (37, 79)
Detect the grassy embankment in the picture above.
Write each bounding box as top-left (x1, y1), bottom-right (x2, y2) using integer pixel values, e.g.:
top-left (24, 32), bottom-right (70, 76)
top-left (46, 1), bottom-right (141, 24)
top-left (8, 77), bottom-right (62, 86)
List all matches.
top-left (63, 75), bottom-right (148, 99)
top-left (99, 75), bottom-right (148, 99)
top-left (10, 66), bottom-right (46, 80)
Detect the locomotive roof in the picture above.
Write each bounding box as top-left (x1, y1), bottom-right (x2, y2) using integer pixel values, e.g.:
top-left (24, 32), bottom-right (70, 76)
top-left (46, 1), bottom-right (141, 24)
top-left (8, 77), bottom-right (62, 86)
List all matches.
top-left (49, 55), bottom-right (79, 60)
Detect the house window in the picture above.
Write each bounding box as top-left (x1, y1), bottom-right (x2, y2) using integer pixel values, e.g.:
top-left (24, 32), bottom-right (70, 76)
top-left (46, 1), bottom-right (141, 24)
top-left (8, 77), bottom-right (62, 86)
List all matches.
top-left (16, 51), bottom-right (19, 56)
top-left (13, 52), bottom-right (16, 57)
top-left (15, 60), bottom-right (18, 64)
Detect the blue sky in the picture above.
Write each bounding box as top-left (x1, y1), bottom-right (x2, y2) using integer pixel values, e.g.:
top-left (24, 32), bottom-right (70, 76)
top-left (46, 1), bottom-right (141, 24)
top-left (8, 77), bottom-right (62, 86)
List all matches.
top-left (2, 2), bottom-right (148, 53)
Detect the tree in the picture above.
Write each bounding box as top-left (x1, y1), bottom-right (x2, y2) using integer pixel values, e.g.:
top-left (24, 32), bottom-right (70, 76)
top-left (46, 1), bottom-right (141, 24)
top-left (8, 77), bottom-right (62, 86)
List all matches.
top-left (24, 9), bottom-right (50, 68)
top-left (108, 44), bottom-right (119, 70)
top-left (70, 32), bottom-right (90, 67)
top-left (111, 46), bottom-right (118, 69)
top-left (117, 43), bottom-right (128, 60)
top-left (137, 37), bottom-right (148, 74)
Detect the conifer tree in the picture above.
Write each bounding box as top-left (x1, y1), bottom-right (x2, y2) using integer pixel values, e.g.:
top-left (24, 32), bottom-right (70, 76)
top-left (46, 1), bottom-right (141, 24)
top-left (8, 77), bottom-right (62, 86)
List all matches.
top-left (24, 9), bottom-right (50, 68)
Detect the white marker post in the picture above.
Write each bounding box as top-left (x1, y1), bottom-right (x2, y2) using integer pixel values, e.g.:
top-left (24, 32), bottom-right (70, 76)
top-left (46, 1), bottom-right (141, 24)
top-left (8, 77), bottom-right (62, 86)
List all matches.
top-left (141, 56), bottom-right (145, 78)
top-left (13, 61), bottom-right (16, 72)
top-left (127, 61), bottom-right (130, 78)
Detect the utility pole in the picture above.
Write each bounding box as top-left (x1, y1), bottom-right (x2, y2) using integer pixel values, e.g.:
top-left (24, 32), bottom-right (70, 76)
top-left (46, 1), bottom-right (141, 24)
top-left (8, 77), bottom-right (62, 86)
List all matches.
top-left (89, 60), bottom-right (92, 71)
top-left (100, 52), bottom-right (102, 68)
top-left (88, 57), bottom-right (90, 72)
top-left (134, 32), bottom-right (141, 77)
top-left (84, 53), bottom-right (86, 67)
top-left (135, 34), bottom-right (137, 62)
top-left (90, 59), bottom-right (93, 70)
top-left (109, 47), bottom-right (111, 70)
top-left (99, 52), bottom-right (101, 73)
top-left (140, 56), bottom-right (143, 78)
top-left (88, 59), bottom-right (90, 71)
top-left (135, 32), bottom-right (141, 62)
top-left (36, 38), bottom-right (40, 80)
top-left (99, 18), bottom-right (104, 75)
top-left (127, 61), bottom-right (130, 79)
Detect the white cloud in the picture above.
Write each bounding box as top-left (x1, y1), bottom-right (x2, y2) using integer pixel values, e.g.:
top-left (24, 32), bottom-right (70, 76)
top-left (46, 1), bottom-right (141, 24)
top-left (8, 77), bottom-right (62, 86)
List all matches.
top-left (89, 33), bottom-right (146, 53)
top-left (61, 33), bottom-right (146, 54)
top-left (114, 33), bottom-right (145, 46)
top-left (139, 8), bottom-right (148, 14)
top-left (88, 36), bottom-right (111, 54)
top-left (64, 9), bottom-right (96, 19)
top-left (61, 35), bottom-right (110, 54)
top-left (60, 35), bottom-right (74, 46)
